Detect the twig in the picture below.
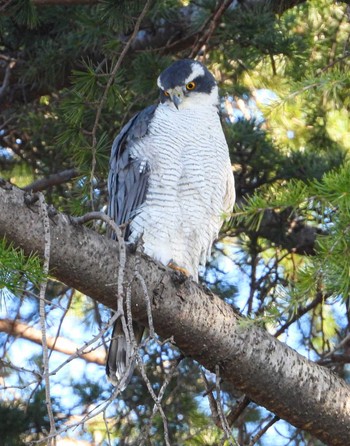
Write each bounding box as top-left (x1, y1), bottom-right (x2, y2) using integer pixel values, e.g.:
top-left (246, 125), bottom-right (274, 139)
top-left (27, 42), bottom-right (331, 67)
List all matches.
top-left (136, 350), bottom-right (171, 446)
top-left (23, 199), bottom-right (134, 444)
top-left (38, 193), bottom-right (57, 444)
top-left (103, 409), bottom-right (113, 446)
top-left (134, 266), bottom-right (155, 338)
top-left (321, 52), bottom-right (350, 72)
top-left (274, 292), bottom-right (325, 338)
top-left (32, 316), bottom-right (129, 444)
top-left (0, 0), bottom-right (14, 12)
top-left (189, 0), bottom-right (232, 58)
top-left (114, 220), bottom-right (129, 386)
top-left (32, 386), bottom-right (120, 444)
top-left (71, 210), bottom-right (123, 238)
top-left (227, 395), bottom-right (251, 426)
top-left (201, 369), bottom-right (221, 426)
top-left (0, 57), bottom-right (16, 99)
top-left (317, 332), bottom-right (350, 365)
top-left (72, 194), bottom-right (132, 391)
top-left (48, 289), bottom-right (74, 361)
top-left (215, 365), bottom-right (239, 446)
top-left (124, 276), bottom-right (171, 445)
top-left (248, 415), bottom-right (280, 446)
top-left (0, 359), bottom-right (41, 382)
top-left (15, 287), bottom-right (68, 310)
top-left (139, 355), bottom-right (183, 446)
top-left (49, 310), bottom-right (121, 376)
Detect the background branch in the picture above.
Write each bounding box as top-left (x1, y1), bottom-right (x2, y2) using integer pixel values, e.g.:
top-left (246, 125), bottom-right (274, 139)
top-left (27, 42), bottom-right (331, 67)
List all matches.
top-left (23, 169), bottom-right (78, 192)
top-left (0, 318), bottom-right (106, 365)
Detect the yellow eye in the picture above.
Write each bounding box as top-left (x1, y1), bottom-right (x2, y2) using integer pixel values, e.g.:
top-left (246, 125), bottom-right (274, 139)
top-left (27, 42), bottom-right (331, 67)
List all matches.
top-left (186, 81), bottom-right (196, 91)
top-left (164, 91), bottom-right (170, 96)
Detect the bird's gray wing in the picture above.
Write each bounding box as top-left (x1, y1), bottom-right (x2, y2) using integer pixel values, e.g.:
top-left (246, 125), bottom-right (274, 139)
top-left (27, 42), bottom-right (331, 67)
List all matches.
top-left (106, 104), bottom-right (156, 386)
top-left (107, 104), bottom-right (157, 240)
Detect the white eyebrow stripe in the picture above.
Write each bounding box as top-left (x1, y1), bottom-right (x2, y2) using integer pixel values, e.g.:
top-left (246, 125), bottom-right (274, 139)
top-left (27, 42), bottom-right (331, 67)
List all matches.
top-left (184, 63), bottom-right (205, 84)
top-left (157, 76), bottom-right (163, 89)
top-left (157, 62), bottom-right (205, 90)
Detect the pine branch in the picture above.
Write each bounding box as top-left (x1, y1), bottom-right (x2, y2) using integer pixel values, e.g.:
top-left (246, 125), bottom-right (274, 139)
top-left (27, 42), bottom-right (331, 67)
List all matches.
top-left (1, 1), bottom-right (311, 106)
top-left (88, 0), bottom-right (152, 209)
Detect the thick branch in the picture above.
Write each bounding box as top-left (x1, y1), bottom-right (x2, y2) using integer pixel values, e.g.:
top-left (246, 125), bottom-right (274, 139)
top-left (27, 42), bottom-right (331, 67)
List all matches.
top-left (0, 182), bottom-right (349, 446)
top-left (0, 318), bottom-right (105, 365)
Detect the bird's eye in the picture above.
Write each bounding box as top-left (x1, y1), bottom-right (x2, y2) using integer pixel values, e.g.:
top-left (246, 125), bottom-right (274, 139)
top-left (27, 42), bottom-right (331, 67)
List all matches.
top-left (186, 81), bottom-right (196, 91)
top-left (164, 91), bottom-right (170, 96)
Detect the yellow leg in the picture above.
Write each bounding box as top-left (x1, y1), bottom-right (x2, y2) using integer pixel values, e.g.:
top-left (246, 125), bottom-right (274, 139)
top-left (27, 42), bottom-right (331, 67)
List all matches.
top-left (167, 260), bottom-right (190, 277)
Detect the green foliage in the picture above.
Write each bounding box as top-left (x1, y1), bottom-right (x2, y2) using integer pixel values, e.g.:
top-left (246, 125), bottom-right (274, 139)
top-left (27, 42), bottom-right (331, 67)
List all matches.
top-left (231, 162), bottom-right (350, 332)
top-left (0, 239), bottom-right (45, 298)
top-left (0, 403), bottom-right (28, 446)
top-left (233, 179), bottom-right (309, 231)
top-left (310, 166), bottom-right (350, 297)
top-left (0, 389), bottom-right (52, 445)
top-left (8, 0), bottom-right (38, 29)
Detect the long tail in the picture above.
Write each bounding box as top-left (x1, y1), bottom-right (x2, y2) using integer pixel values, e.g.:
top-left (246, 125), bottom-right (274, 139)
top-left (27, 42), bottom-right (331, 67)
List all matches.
top-left (106, 319), bottom-right (144, 387)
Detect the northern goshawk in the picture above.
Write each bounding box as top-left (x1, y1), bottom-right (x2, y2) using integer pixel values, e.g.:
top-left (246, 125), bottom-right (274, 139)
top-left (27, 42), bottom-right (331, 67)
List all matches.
top-left (106, 59), bottom-right (235, 386)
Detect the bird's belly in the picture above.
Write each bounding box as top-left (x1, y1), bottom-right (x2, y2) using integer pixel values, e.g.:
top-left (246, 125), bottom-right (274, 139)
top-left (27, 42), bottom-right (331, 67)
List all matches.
top-left (128, 107), bottom-right (231, 279)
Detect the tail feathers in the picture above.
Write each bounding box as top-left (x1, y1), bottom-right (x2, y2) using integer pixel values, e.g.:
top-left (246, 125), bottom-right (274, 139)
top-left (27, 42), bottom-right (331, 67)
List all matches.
top-left (106, 320), bottom-right (144, 388)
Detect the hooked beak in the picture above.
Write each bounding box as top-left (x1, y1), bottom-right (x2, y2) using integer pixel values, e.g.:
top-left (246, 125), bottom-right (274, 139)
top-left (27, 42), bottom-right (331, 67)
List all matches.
top-left (169, 87), bottom-right (185, 110)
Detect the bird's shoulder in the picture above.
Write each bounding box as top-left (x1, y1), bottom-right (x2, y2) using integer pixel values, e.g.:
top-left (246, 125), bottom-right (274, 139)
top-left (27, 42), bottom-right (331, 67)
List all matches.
top-left (108, 104), bottom-right (157, 230)
top-left (110, 104), bottom-right (157, 164)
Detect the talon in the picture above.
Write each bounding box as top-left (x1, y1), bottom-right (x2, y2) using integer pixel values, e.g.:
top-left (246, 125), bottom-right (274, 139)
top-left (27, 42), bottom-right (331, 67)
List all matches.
top-left (167, 261), bottom-right (190, 277)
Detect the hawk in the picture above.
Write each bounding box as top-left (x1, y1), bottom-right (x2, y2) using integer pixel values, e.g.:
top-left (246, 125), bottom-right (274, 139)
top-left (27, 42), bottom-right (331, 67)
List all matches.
top-left (106, 59), bottom-right (235, 386)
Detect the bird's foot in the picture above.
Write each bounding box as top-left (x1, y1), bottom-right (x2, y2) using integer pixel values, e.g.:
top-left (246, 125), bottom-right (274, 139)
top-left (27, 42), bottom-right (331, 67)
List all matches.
top-left (167, 260), bottom-right (190, 277)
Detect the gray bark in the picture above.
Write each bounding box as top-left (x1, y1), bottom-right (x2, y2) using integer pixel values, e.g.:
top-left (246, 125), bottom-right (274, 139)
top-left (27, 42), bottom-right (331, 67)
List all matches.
top-left (1, 181), bottom-right (350, 446)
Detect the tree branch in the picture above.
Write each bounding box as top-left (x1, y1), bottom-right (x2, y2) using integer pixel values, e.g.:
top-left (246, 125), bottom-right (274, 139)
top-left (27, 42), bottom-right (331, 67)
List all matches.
top-left (232, 207), bottom-right (318, 255)
top-left (0, 181), bottom-right (349, 446)
top-left (0, 56), bottom-right (16, 99)
top-left (22, 168), bottom-right (78, 192)
top-left (0, 318), bottom-right (105, 365)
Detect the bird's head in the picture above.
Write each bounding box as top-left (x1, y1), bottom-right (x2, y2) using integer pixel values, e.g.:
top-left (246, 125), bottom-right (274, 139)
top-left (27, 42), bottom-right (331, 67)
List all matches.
top-left (157, 59), bottom-right (219, 110)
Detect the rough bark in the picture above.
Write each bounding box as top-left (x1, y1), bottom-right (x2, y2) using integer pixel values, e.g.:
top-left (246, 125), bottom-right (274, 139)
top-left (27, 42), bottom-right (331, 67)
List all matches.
top-left (1, 181), bottom-right (350, 446)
